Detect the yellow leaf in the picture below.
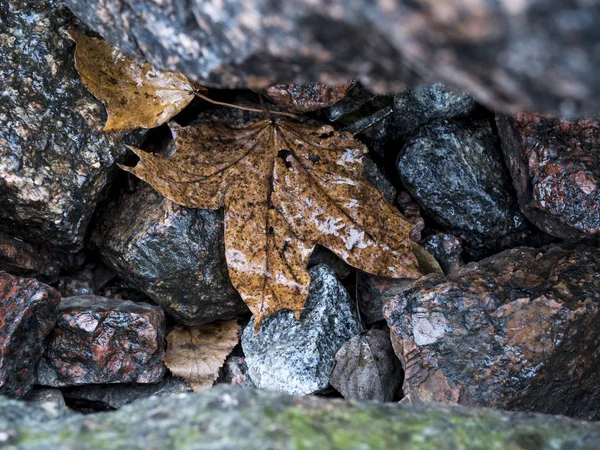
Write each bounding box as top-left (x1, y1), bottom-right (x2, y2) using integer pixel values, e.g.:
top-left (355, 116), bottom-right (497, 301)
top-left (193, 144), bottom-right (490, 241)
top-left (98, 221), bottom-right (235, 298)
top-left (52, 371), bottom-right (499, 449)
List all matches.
top-left (67, 27), bottom-right (203, 132)
top-left (164, 321), bottom-right (240, 392)
top-left (122, 119), bottom-right (422, 328)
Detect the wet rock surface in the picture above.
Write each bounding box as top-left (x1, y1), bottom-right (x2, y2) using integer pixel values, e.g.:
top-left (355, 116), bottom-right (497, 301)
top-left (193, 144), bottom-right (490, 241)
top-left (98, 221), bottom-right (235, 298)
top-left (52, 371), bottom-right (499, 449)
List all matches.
top-left (37, 295), bottom-right (165, 387)
top-left (242, 265), bottom-right (362, 395)
top-left (497, 113), bottom-right (600, 240)
top-left (263, 81), bottom-right (355, 113)
top-left (2, 385), bottom-right (600, 449)
top-left (398, 119), bottom-right (527, 254)
top-left (331, 329), bottom-right (402, 402)
top-left (422, 233), bottom-right (464, 275)
top-left (0, 0), bottom-right (142, 250)
top-left (92, 184), bottom-right (247, 325)
top-left (61, 376), bottom-right (192, 410)
top-left (62, 0), bottom-right (600, 115)
top-left (384, 244), bottom-right (600, 419)
top-left (0, 273), bottom-right (60, 397)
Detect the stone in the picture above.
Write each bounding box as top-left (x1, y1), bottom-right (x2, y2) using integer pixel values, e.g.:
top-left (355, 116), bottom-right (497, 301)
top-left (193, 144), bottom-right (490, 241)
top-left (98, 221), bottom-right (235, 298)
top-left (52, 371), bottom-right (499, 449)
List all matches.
top-left (397, 119), bottom-right (527, 254)
top-left (242, 265), bottom-right (362, 395)
top-left (62, 0), bottom-right (600, 115)
top-left (2, 385), bottom-right (600, 449)
top-left (0, 273), bottom-right (60, 398)
top-left (24, 388), bottom-right (66, 408)
top-left (497, 113), bottom-right (600, 240)
top-left (307, 247), bottom-right (351, 280)
top-left (383, 244), bottom-right (600, 420)
top-left (263, 81), bottom-right (355, 113)
top-left (0, 231), bottom-right (84, 284)
top-left (422, 233), bottom-right (464, 275)
top-left (0, 0), bottom-right (143, 250)
top-left (37, 295), bottom-right (166, 387)
top-left (61, 376), bottom-right (192, 410)
top-left (330, 329), bottom-right (402, 402)
top-left (92, 183), bottom-right (247, 325)
top-left (220, 356), bottom-right (256, 389)
top-left (357, 272), bottom-right (413, 325)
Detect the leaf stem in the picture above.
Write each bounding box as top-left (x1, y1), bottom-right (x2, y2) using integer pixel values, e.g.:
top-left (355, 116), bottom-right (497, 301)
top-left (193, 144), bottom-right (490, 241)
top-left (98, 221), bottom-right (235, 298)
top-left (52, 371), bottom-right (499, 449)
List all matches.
top-left (193, 91), bottom-right (302, 120)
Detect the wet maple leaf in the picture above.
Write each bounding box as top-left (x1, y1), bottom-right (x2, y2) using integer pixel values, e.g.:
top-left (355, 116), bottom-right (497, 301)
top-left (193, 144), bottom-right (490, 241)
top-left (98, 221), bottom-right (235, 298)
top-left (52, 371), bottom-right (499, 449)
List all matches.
top-left (164, 321), bottom-right (240, 392)
top-left (123, 118), bottom-right (421, 327)
top-left (66, 27), bottom-right (203, 132)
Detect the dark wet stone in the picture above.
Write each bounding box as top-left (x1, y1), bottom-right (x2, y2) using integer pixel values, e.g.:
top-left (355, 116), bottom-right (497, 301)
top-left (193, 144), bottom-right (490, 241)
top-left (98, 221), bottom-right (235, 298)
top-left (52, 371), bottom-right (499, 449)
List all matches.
top-left (0, 273), bottom-right (60, 397)
top-left (242, 265), bottom-right (362, 395)
top-left (396, 191), bottom-right (425, 242)
top-left (61, 376), bottom-right (191, 410)
top-left (220, 356), bottom-right (256, 389)
top-left (263, 81), bottom-right (355, 113)
top-left (331, 329), bottom-right (402, 402)
top-left (0, 231), bottom-right (84, 284)
top-left (2, 385), bottom-right (600, 449)
top-left (357, 272), bottom-right (413, 325)
top-left (397, 119), bottom-right (526, 254)
top-left (0, 0), bottom-right (143, 250)
top-left (307, 247), bottom-right (351, 280)
top-left (422, 233), bottom-right (464, 275)
top-left (384, 243), bottom-right (600, 420)
top-left (63, 0), bottom-right (600, 115)
top-left (92, 183), bottom-right (247, 325)
top-left (497, 114), bottom-right (600, 240)
top-left (37, 295), bottom-right (165, 387)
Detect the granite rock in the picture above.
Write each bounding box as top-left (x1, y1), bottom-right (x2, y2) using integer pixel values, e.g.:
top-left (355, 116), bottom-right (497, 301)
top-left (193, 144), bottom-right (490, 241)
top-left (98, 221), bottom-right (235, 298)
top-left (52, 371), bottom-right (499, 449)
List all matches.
top-left (220, 356), bottom-right (256, 389)
top-left (37, 295), bottom-right (166, 387)
top-left (92, 183), bottom-right (247, 325)
top-left (0, 273), bottom-right (61, 397)
top-left (357, 272), bottom-right (414, 325)
top-left (384, 244), bottom-right (600, 420)
top-left (242, 265), bottom-right (362, 395)
top-left (263, 81), bottom-right (355, 113)
top-left (497, 113), bottom-right (600, 240)
top-left (0, 0), bottom-right (142, 250)
top-left (422, 233), bottom-right (464, 275)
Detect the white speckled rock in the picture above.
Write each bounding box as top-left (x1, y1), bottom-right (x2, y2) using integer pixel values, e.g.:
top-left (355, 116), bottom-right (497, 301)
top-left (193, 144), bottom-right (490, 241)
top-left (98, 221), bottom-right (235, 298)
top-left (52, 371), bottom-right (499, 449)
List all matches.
top-left (242, 265), bottom-right (362, 395)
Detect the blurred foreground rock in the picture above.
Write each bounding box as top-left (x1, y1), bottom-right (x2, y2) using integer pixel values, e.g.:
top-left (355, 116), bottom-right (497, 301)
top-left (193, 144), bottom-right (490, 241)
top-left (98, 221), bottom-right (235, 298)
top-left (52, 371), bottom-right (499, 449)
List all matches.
top-left (498, 114), bottom-right (600, 240)
top-left (384, 244), bottom-right (600, 419)
top-left (93, 184), bottom-right (247, 325)
top-left (0, 273), bottom-right (60, 397)
top-left (38, 296), bottom-right (165, 386)
top-left (242, 265), bottom-right (361, 395)
top-left (2, 385), bottom-right (600, 449)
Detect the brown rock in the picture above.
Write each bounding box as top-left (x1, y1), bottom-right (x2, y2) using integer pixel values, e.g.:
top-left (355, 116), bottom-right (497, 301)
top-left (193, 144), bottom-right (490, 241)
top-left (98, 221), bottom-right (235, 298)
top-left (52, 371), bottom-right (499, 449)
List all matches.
top-left (0, 272), bottom-right (60, 397)
top-left (383, 244), bottom-right (600, 419)
top-left (37, 295), bottom-right (165, 387)
top-left (357, 272), bottom-right (413, 324)
top-left (263, 81), bottom-right (355, 113)
top-left (497, 114), bottom-right (600, 240)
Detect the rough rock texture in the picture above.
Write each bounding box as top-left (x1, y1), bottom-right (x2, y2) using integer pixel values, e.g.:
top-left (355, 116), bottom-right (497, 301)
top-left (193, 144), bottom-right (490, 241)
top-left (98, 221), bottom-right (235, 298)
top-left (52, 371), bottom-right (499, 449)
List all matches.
top-left (242, 265), bottom-right (362, 395)
top-left (37, 295), bottom-right (165, 387)
top-left (331, 329), bottom-right (402, 402)
top-left (497, 114), bottom-right (600, 240)
top-left (92, 183), bottom-right (247, 325)
top-left (398, 119), bottom-right (526, 253)
top-left (422, 233), bottom-right (464, 275)
top-left (357, 272), bottom-right (413, 325)
top-left (2, 386), bottom-right (600, 449)
top-left (24, 388), bottom-right (66, 407)
top-left (384, 244), bottom-right (600, 420)
top-left (62, 0), bottom-right (600, 115)
top-left (0, 273), bottom-right (60, 397)
top-left (0, 232), bottom-right (84, 284)
top-left (263, 81), bottom-right (355, 113)
top-left (0, 0), bottom-right (142, 250)
top-left (220, 356), bottom-right (256, 389)
top-left (61, 377), bottom-right (192, 410)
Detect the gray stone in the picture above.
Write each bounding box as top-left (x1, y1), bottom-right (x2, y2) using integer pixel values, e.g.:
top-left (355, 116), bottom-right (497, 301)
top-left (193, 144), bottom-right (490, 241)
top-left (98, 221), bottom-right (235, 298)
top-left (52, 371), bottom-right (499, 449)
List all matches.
top-left (220, 356), bottom-right (256, 389)
top-left (242, 265), bottom-right (362, 395)
top-left (0, 0), bottom-right (143, 250)
top-left (62, 0), bottom-right (600, 116)
top-left (331, 329), bottom-right (402, 402)
top-left (92, 183), bottom-right (247, 325)
top-left (24, 388), bottom-right (66, 408)
top-left (397, 119), bottom-right (527, 255)
top-left (61, 377), bottom-right (192, 410)
top-left (2, 385), bottom-right (600, 449)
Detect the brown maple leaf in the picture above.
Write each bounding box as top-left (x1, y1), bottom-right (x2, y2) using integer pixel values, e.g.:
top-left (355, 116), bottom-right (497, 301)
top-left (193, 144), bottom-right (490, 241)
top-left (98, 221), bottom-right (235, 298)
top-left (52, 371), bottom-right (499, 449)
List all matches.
top-left (122, 119), bottom-right (421, 327)
top-left (164, 321), bottom-right (240, 392)
top-left (66, 27), bottom-right (203, 132)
